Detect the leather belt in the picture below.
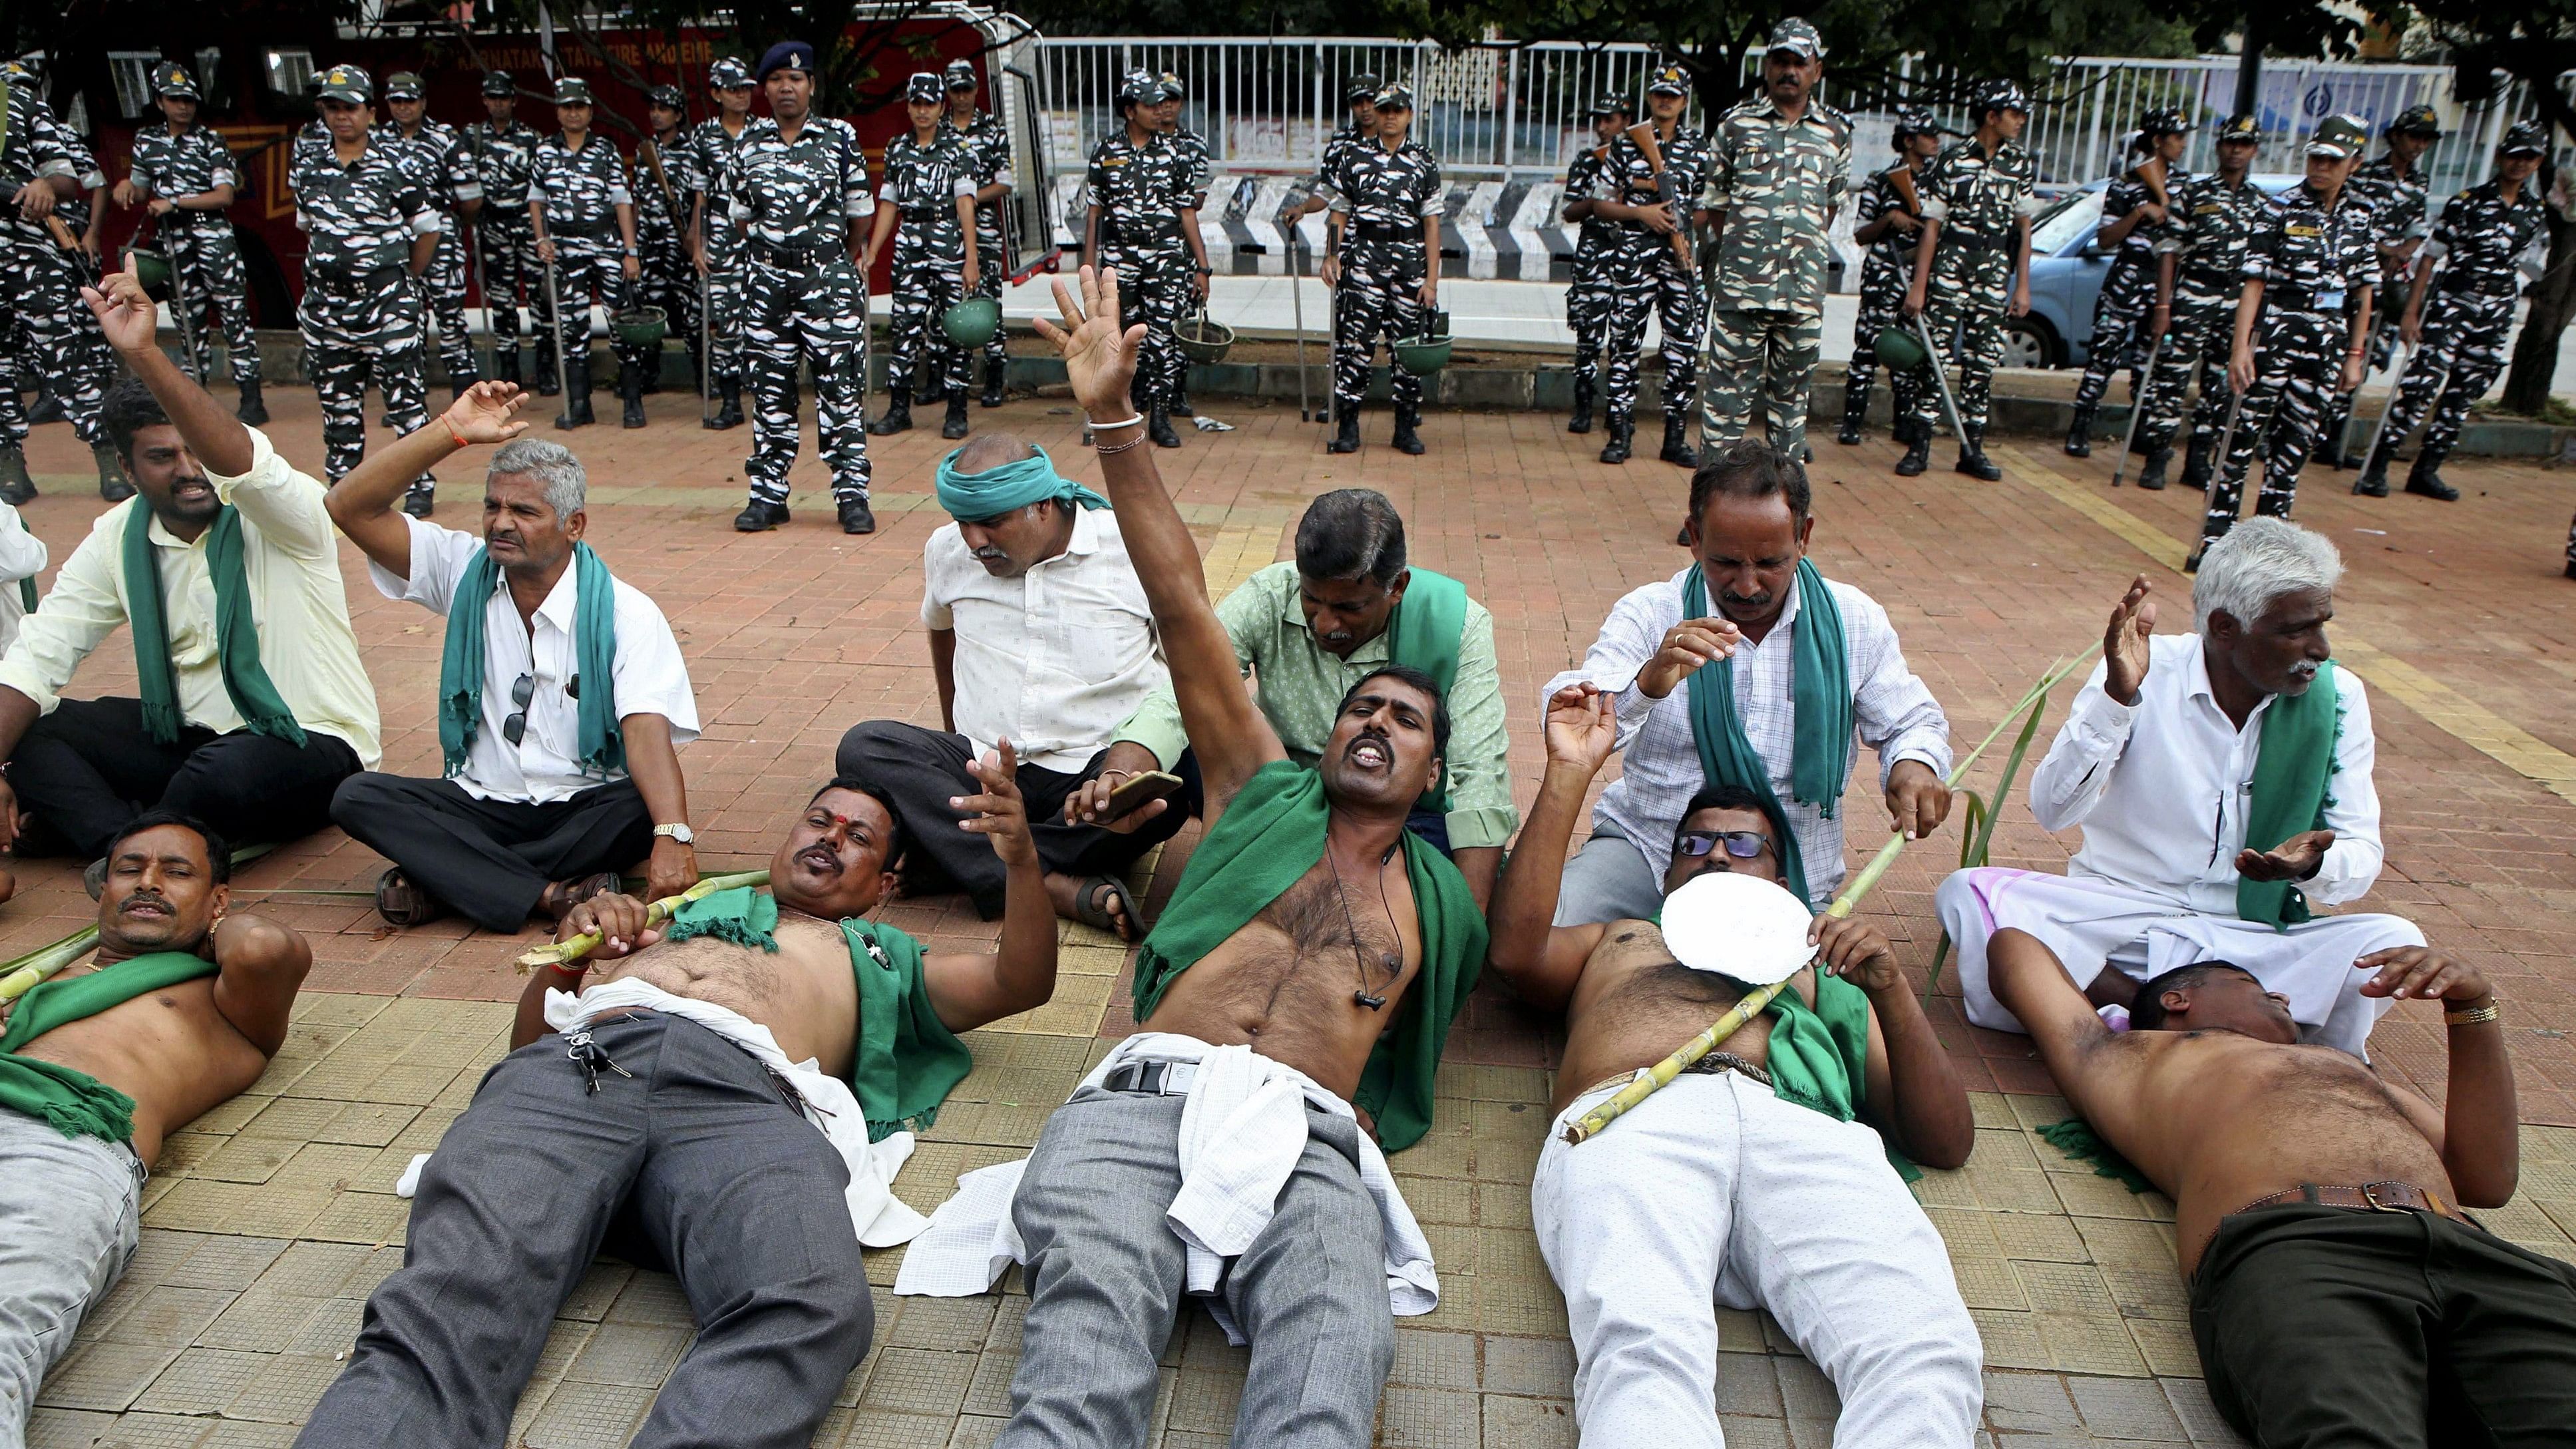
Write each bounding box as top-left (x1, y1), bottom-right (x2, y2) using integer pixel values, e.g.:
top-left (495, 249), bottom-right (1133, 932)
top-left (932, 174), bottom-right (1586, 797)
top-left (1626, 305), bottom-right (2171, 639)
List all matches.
top-left (1102, 1059), bottom-right (1197, 1096)
top-left (1349, 221), bottom-right (1419, 243)
top-left (2440, 272), bottom-right (2516, 298)
top-left (898, 205), bottom-right (948, 222)
top-left (1945, 232), bottom-right (2008, 254)
top-left (2180, 266), bottom-right (2236, 290)
top-left (2267, 286), bottom-right (2348, 312)
top-left (745, 238), bottom-right (840, 267)
top-left (2232, 1179), bottom-right (2478, 1226)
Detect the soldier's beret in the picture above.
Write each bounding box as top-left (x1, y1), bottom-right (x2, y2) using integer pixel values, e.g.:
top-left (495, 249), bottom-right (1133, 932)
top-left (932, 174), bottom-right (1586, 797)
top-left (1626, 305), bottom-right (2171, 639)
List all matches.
top-left (757, 41), bottom-right (816, 83)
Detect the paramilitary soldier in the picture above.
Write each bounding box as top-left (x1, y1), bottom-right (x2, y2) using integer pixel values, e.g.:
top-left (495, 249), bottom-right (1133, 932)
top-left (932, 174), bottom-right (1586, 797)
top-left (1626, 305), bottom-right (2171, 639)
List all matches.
top-left (1322, 80), bottom-right (1442, 457)
top-left (2066, 106), bottom-right (2189, 458)
top-left (2134, 112), bottom-right (2267, 491)
top-left (2195, 113), bottom-right (2378, 564)
top-left (1284, 73), bottom-right (1379, 230)
top-left (1083, 69), bottom-right (1205, 450)
top-left (529, 76), bottom-right (643, 431)
top-left (0, 63), bottom-right (128, 501)
top-left (461, 70), bottom-right (548, 393)
top-left (2354, 120), bottom-right (2549, 503)
top-left (2318, 103), bottom-right (2440, 467)
top-left (1561, 93), bottom-right (1630, 435)
top-left (119, 61), bottom-right (265, 424)
top-left (1593, 63), bottom-right (1710, 468)
top-left (722, 40), bottom-right (876, 535)
top-left (943, 57), bottom-right (1015, 409)
top-left (683, 56), bottom-right (755, 431)
top-left (291, 63), bottom-right (441, 509)
top-left (632, 84), bottom-right (699, 401)
top-left (1899, 78), bottom-right (2038, 482)
top-left (1151, 70), bottom-right (1215, 419)
top-left (865, 72), bottom-right (981, 443)
top-left (1838, 106), bottom-right (1940, 447)
top-left (1700, 18), bottom-right (1851, 465)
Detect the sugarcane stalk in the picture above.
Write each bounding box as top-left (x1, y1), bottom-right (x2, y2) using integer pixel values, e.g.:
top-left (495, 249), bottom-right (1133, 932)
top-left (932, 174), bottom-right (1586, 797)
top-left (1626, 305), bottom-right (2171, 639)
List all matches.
top-left (514, 870), bottom-right (769, 973)
top-left (0, 927), bottom-right (102, 1004)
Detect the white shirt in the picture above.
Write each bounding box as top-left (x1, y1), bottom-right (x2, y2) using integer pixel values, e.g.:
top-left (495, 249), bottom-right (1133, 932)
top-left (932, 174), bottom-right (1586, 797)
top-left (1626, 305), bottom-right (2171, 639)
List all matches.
top-left (0, 502), bottom-right (49, 656)
top-left (921, 507), bottom-right (1167, 775)
top-left (1547, 567), bottom-right (1951, 907)
top-left (370, 517), bottom-right (697, 804)
top-left (2029, 632), bottom-right (2383, 914)
top-left (0, 427), bottom-right (382, 767)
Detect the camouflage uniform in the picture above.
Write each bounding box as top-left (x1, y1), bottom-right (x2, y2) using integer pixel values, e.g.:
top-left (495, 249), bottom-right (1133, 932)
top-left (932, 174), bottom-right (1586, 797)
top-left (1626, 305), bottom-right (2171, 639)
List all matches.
top-left (1597, 103), bottom-right (1710, 457)
top-left (529, 128), bottom-right (634, 377)
top-left (1902, 90), bottom-right (2038, 478)
top-left (632, 108), bottom-right (699, 391)
top-left (1698, 59), bottom-right (1851, 464)
top-left (2139, 147), bottom-right (2271, 487)
top-left (2201, 120), bottom-right (2378, 550)
top-left (941, 63), bottom-right (1013, 402)
top-left (0, 70), bottom-right (124, 497)
top-left (1561, 114), bottom-right (1622, 433)
top-left (2069, 114), bottom-right (2190, 452)
top-left (126, 71), bottom-right (260, 389)
top-left (461, 95), bottom-right (546, 385)
top-left (874, 113), bottom-right (978, 433)
top-left (374, 101), bottom-right (481, 393)
top-left (1086, 103), bottom-right (1195, 423)
top-left (1324, 90), bottom-right (1441, 453)
top-left (681, 63), bottom-right (754, 421)
top-left (2318, 124), bottom-right (2435, 459)
top-left (1841, 117), bottom-right (1936, 445)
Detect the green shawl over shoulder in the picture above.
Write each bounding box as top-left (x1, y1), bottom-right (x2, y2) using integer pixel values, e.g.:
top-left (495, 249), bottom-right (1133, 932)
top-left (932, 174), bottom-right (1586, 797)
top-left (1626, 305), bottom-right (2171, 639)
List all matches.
top-left (122, 501), bottom-right (305, 748)
top-left (1761, 970), bottom-right (1871, 1124)
top-left (1385, 567), bottom-right (1467, 812)
top-left (0, 951), bottom-right (220, 1142)
top-left (2239, 660), bottom-right (2343, 931)
top-left (664, 889), bottom-right (972, 1141)
top-left (1680, 558), bottom-right (1851, 905)
top-left (1131, 760), bottom-right (1487, 1151)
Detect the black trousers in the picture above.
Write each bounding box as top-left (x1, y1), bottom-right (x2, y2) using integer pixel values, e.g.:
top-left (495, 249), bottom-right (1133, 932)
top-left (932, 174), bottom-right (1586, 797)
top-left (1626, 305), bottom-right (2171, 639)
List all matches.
top-left (11, 696), bottom-right (361, 859)
top-left (330, 773), bottom-right (655, 932)
top-left (833, 720), bottom-right (1198, 919)
top-left (297, 1014), bottom-right (872, 1449)
top-left (2191, 1204), bottom-right (2576, 1448)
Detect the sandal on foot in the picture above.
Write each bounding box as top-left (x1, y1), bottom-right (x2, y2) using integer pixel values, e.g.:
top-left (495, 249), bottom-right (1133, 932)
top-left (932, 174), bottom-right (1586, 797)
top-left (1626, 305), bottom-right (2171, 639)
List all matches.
top-left (1073, 874), bottom-right (1144, 943)
top-left (538, 871), bottom-right (622, 921)
top-left (375, 868), bottom-right (450, 927)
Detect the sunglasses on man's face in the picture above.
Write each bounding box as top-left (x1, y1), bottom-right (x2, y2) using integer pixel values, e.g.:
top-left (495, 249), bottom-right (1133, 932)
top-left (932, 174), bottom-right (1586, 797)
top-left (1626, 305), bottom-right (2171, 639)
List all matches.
top-left (1675, 829), bottom-right (1773, 861)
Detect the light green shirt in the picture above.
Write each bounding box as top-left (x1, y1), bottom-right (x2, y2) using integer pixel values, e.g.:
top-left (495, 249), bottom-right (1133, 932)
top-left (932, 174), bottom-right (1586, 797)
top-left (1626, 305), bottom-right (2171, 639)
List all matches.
top-left (1112, 561), bottom-right (1515, 850)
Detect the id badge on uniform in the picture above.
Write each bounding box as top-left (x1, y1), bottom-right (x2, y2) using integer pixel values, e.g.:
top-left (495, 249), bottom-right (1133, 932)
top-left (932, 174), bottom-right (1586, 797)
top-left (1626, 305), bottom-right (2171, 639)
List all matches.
top-left (2312, 290), bottom-right (2345, 311)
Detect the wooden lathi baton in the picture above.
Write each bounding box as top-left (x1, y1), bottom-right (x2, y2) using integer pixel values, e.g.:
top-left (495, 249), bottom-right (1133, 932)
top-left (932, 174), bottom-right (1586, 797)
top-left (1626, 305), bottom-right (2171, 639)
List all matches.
top-left (514, 869), bottom-right (771, 973)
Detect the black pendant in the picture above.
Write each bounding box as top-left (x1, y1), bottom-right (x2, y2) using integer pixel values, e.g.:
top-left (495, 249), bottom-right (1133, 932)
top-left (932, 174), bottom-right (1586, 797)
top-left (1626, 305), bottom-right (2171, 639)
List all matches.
top-left (1354, 989), bottom-right (1387, 1010)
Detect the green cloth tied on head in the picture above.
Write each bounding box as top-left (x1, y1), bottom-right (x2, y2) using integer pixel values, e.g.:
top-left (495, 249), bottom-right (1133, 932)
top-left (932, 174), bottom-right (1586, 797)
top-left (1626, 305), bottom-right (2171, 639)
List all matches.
top-left (0, 951), bottom-right (220, 1143)
top-left (1680, 557), bottom-right (1851, 907)
top-left (439, 542), bottom-right (622, 781)
top-left (2239, 660), bottom-right (2343, 931)
top-left (934, 445), bottom-right (1110, 521)
top-left (122, 501), bottom-right (306, 749)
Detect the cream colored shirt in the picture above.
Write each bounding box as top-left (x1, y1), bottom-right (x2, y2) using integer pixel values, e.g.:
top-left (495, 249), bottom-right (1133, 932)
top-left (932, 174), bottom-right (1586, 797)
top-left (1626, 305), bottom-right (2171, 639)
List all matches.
top-left (0, 427), bottom-right (382, 766)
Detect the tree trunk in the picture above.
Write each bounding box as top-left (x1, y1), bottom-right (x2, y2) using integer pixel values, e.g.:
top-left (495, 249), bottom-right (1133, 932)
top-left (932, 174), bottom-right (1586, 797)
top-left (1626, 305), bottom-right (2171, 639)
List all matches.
top-left (2501, 208), bottom-right (2576, 416)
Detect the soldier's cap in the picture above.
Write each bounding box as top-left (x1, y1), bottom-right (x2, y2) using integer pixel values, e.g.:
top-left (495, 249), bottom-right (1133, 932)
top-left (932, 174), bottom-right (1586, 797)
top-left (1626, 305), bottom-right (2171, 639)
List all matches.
top-left (482, 70), bottom-right (516, 98)
top-left (1343, 74), bottom-right (1381, 103)
top-left (2501, 120), bottom-right (2550, 157)
top-left (647, 83), bottom-right (685, 110)
top-left (2137, 106), bottom-right (2186, 136)
top-left (756, 41), bottom-right (817, 83)
top-left (944, 59), bottom-right (978, 91)
top-left (1892, 107), bottom-right (1938, 142)
top-left (2215, 113), bottom-right (2261, 144)
top-left (1588, 93), bottom-right (1632, 119)
top-left (2384, 103), bottom-right (2441, 138)
top-left (1646, 64), bottom-right (1690, 98)
top-left (1972, 79), bottom-right (2030, 117)
top-left (906, 72), bottom-right (944, 104)
top-left (706, 57), bottom-right (752, 90)
top-left (1374, 82), bottom-right (1415, 112)
top-left (1765, 18), bottom-right (1823, 63)
top-left (315, 65), bottom-right (372, 104)
top-left (1155, 71), bottom-right (1187, 103)
top-left (552, 77), bottom-right (594, 106)
top-left (2306, 112), bottom-right (2368, 160)
top-left (383, 72), bottom-right (425, 101)
top-left (11, 53), bottom-right (42, 83)
top-left (153, 61), bottom-right (202, 99)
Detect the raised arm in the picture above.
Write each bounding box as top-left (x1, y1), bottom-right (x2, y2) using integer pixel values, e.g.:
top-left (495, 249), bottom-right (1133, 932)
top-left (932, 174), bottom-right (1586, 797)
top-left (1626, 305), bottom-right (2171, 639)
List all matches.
top-left (86, 270), bottom-right (254, 476)
top-left (2028, 576), bottom-right (2154, 833)
top-left (326, 382), bottom-right (532, 580)
top-left (922, 739), bottom-right (1060, 1031)
top-left (1031, 266), bottom-right (1284, 810)
top-left (207, 911), bottom-right (315, 1058)
top-left (1485, 684), bottom-right (1618, 1010)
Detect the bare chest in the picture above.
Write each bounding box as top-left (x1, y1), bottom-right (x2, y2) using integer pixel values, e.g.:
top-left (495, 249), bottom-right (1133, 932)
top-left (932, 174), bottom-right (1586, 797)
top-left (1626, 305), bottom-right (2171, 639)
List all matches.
top-left (588, 923), bottom-right (858, 1075)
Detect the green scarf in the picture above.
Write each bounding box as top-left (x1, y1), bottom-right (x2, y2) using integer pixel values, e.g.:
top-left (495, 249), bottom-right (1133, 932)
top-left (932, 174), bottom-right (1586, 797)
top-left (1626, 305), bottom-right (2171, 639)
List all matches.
top-left (122, 501), bottom-right (305, 748)
top-left (1385, 567), bottom-right (1467, 812)
top-left (439, 542), bottom-right (622, 780)
top-left (2239, 660), bottom-right (2342, 931)
top-left (1680, 558), bottom-right (1851, 905)
top-left (934, 443), bottom-right (1110, 520)
top-left (0, 950), bottom-right (219, 1142)
top-left (664, 888), bottom-right (973, 1142)
top-left (1132, 759), bottom-right (1487, 1151)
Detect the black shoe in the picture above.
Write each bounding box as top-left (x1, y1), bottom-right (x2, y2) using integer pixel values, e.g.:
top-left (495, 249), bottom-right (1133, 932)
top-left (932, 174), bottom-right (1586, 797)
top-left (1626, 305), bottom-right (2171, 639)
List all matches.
top-left (2352, 442), bottom-right (2393, 497)
top-left (494, 351), bottom-right (523, 388)
top-left (838, 496), bottom-right (876, 534)
top-left (709, 381), bottom-right (744, 431)
top-left (1894, 419), bottom-right (1931, 477)
top-left (2064, 403), bottom-right (2096, 458)
top-left (942, 391), bottom-right (970, 439)
top-left (1328, 409), bottom-right (1360, 454)
top-left (450, 377), bottom-right (476, 405)
top-left (27, 392), bottom-right (64, 425)
top-left (733, 498), bottom-right (789, 532)
top-left (534, 343), bottom-right (561, 396)
top-left (1149, 406), bottom-right (1181, 449)
top-left (981, 358), bottom-right (1007, 408)
top-left (556, 355), bottom-right (594, 429)
top-left (1599, 415), bottom-right (1633, 465)
top-left (235, 378), bottom-right (269, 426)
top-left (0, 445), bottom-right (33, 505)
top-left (1836, 381), bottom-right (1868, 446)
top-left (869, 386), bottom-right (914, 435)
top-left (1391, 405), bottom-right (1425, 456)
top-left (1568, 377), bottom-right (1595, 435)
top-left (2181, 430), bottom-right (2216, 491)
top-left (94, 443), bottom-right (136, 502)
top-left (1169, 385), bottom-right (1194, 419)
top-left (403, 481), bottom-right (436, 517)
top-left (2136, 448), bottom-right (2170, 491)
top-left (2316, 402), bottom-right (2355, 468)
top-left (1659, 414), bottom-right (1698, 469)
top-left (1956, 429), bottom-right (2002, 482)
top-left (620, 367), bottom-right (647, 429)
top-left (2403, 450), bottom-right (2458, 502)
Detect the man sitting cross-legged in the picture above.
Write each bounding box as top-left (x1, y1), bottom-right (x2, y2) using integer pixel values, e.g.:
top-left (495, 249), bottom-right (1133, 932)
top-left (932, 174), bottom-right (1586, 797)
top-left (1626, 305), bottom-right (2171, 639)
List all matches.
top-left (1942, 519), bottom-right (2418, 1059)
top-left (323, 381), bottom-right (704, 931)
top-left (1, 812), bottom-right (312, 1442)
top-left (836, 431), bottom-right (1195, 942)
top-left (296, 770), bottom-right (1059, 1449)
top-left (1990, 932), bottom-right (2575, 1446)
top-left (894, 267), bottom-right (1489, 1449)
top-left (1489, 680), bottom-right (1980, 1449)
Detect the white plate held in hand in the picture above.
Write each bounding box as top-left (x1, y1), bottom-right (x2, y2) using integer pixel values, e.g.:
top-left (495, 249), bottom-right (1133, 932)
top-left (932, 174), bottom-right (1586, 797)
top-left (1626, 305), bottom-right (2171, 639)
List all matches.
top-left (1658, 872), bottom-right (1814, 986)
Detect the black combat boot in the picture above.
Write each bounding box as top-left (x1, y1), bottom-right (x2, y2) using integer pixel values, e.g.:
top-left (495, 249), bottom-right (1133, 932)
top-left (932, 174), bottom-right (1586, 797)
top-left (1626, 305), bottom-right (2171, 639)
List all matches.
top-left (1568, 376), bottom-right (1595, 435)
top-left (2315, 399), bottom-right (2356, 467)
top-left (403, 479), bottom-right (436, 518)
top-left (1956, 426), bottom-right (2002, 482)
top-left (2064, 402), bottom-right (2096, 458)
top-left (2181, 429), bottom-right (2216, 492)
top-left (1327, 408), bottom-right (1360, 455)
top-left (709, 379), bottom-right (744, 430)
top-left (2351, 439), bottom-right (2394, 497)
top-left (2136, 446), bottom-right (2171, 491)
top-left (0, 445), bottom-right (33, 505)
top-left (1598, 413), bottom-right (1633, 465)
top-left (620, 359), bottom-right (647, 429)
top-left (869, 386), bottom-right (914, 435)
top-left (981, 355), bottom-right (1007, 407)
top-left (1149, 405), bottom-right (1182, 449)
top-left (733, 497), bottom-right (789, 532)
top-left (556, 352), bottom-right (594, 429)
top-left (2403, 447), bottom-right (2458, 502)
top-left (838, 495), bottom-right (877, 534)
top-left (1837, 379), bottom-right (1869, 446)
top-left (235, 377), bottom-right (268, 426)
top-left (1658, 413), bottom-right (1698, 468)
top-left (451, 372), bottom-right (478, 405)
top-left (534, 338), bottom-right (561, 395)
top-left (26, 391), bottom-right (63, 425)
top-left (94, 443), bottom-right (136, 502)
top-left (1170, 381), bottom-right (1194, 419)
top-left (1391, 403), bottom-right (1425, 456)
top-left (942, 389), bottom-right (970, 439)
top-left (493, 350), bottom-right (522, 388)
top-left (1894, 417), bottom-right (1931, 477)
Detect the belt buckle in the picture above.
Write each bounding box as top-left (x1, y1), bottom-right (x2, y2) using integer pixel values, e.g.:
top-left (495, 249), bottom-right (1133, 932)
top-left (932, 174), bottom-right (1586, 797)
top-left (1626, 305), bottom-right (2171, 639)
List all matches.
top-left (2360, 1182), bottom-right (2407, 1214)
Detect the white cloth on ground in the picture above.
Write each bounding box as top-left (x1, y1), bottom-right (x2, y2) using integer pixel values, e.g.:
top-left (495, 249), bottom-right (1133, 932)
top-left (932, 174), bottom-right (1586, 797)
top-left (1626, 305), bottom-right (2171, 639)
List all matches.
top-left (892, 1032), bottom-right (1439, 1344)
top-left (1531, 1070), bottom-right (1982, 1449)
top-left (1938, 867), bottom-right (2416, 1060)
top-left (392, 978), bottom-right (928, 1248)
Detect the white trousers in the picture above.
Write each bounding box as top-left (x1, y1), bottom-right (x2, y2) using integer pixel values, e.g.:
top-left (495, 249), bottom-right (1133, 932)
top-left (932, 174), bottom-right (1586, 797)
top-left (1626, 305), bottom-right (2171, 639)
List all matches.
top-left (1936, 867), bottom-right (2416, 1059)
top-left (1531, 1071), bottom-right (1982, 1449)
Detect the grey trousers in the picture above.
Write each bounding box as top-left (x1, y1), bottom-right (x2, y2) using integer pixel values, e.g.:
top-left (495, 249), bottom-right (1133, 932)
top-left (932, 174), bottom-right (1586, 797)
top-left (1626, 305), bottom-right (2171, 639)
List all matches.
top-left (296, 1014), bottom-right (872, 1449)
top-left (998, 1086), bottom-right (1394, 1448)
top-left (0, 1109), bottom-right (143, 1446)
top-left (1553, 828), bottom-right (1668, 927)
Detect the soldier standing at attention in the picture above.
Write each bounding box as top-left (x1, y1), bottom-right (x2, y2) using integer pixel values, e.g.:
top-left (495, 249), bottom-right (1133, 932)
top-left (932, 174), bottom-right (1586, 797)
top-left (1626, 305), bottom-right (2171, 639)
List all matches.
top-left (943, 58), bottom-right (1015, 409)
top-left (118, 61), bottom-right (266, 425)
top-left (2136, 113), bottom-right (2267, 492)
top-left (1151, 71), bottom-right (1215, 419)
top-left (2195, 114), bottom-right (2377, 566)
top-left (2066, 108), bottom-right (2189, 458)
top-left (1083, 71), bottom-right (1204, 450)
top-left (529, 77), bottom-right (640, 431)
top-left (1593, 64), bottom-right (1710, 468)
top-left (0, 61), bottom-right (129, 502)
top-left (866, 73), bottom-right (981, 443)
top-left (460, 71), bottom-right (546, 393)
top-left (683, 57), bottom-right (755, 431)
top-left (2354, 121), bottom-right (2548, 503)
top-left (632, 85), bottom-right (697, 403)
top-left (1284, 75), bottom-right (1380, 228)
top-left (1322, 81), bottom-right (1441, 457)
top-left (1700, 19), bottom-right (1851, 465)
top-left (375, 72), bottom-right (482, 405)
top-left (722, 41), bottom-right (875, 535)
top-left (1561, 95), bottom-right (1630, 436)
top-left (2318, 105), bottom-right (2439, 467)
top-left (1898, 79), bottom-right (2037, 482)
top-left (291, 64), bottom-right (441, 506)
top-left (1838, 107), bottom-right (1939, 447)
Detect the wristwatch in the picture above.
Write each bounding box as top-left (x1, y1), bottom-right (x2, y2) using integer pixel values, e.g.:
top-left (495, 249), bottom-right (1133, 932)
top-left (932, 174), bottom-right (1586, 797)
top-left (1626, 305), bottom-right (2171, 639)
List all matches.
top-left (653, 823), bottom-right (695, 845)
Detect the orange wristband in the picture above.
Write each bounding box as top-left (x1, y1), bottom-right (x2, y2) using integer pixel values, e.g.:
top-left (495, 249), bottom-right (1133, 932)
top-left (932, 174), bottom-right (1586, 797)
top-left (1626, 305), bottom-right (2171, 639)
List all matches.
top-left (443, 416), bottom-right (468, 450)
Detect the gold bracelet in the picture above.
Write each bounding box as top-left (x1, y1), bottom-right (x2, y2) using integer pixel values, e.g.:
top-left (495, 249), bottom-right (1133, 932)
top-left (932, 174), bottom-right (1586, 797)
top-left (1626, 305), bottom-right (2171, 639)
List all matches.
top-left (2443, 1002), bottom-right (2500, 1027)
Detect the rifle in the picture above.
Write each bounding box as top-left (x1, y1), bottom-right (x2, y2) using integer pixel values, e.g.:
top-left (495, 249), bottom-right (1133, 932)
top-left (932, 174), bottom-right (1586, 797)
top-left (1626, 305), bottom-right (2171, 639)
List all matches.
top-left (1624, 122), bottom-right (1692, 271)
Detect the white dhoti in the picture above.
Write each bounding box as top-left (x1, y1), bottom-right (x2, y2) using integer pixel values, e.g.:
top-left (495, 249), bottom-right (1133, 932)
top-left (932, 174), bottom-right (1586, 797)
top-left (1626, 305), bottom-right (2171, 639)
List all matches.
top-left (1938, 867), bottom-right (2418, 1060)
top-left (1531, 1070), bottom-right (1982, 1449)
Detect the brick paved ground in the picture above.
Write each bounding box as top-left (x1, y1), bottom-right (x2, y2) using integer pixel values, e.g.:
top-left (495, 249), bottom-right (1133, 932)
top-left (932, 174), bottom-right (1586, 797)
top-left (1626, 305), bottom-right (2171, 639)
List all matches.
top-left (10, 385), bottom-right (2576, 1448)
